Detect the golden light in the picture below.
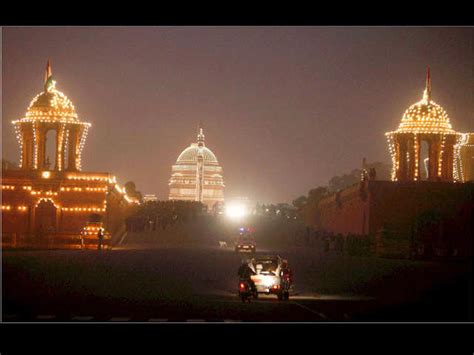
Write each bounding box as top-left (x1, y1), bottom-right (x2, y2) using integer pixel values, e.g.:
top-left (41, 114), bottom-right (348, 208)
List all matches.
top-left (42, 171), bottom-right (51, 179)
top-left (225, 203), bottom-right (248, 220)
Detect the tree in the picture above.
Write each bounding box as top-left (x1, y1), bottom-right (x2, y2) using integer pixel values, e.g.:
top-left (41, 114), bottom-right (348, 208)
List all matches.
top-left (292, 195), bottom-right (307, 210)
top-left (328, 173), bottom-right (358, 192)
top-left (327, 162), bottom-right (392, 192)
top-left (124, 181), bottom-right (143, 203)
top-left (304, 187), bottom-right (329, 227)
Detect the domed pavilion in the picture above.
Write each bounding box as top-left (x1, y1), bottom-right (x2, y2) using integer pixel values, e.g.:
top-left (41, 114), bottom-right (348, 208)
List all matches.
top-left (13, 60), bottom-right (91, 172)
top-left (386, 68), bottom-right (460, 182)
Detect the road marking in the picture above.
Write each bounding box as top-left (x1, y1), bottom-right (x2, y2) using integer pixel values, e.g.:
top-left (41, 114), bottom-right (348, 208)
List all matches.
top-left (186, 319), bottom-right (206, 322)
top-left (36, 315), bottom-right (56, 320)
top-left (72, 316), bottom-right (94, 321)
top-left (109, 317), bottom-right (131, 322)
top-left (148, 318), bottom-right (168, 322)
top-left (291, 302), bottom-right (328, 320)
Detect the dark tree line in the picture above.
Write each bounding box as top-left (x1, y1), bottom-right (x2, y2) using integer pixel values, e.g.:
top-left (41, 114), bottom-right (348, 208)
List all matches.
top-left (124, 181), bottom-right (143, 203)
top-left (126, 200), bottom-right (206, 232)
top-left (254, 203), bottom-right (298, 219)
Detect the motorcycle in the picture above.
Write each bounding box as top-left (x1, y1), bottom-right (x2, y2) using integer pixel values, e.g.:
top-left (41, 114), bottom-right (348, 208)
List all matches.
top-left (238, 279), bottom-right (258, 303)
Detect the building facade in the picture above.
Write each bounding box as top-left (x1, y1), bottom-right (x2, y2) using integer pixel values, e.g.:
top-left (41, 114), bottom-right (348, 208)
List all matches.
top-left (2, 61), bottom-right (137, 249)
top-left (169, 128), bottom-right (225, 209)
top-left (317, 179), bottom-right (473, 258)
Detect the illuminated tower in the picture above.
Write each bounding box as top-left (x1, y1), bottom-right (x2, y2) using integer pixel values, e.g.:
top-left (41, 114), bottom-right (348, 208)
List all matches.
top-left (169, 127), bottom-right (225, 208)
top-left (386, 68), bottom-right (459, 182)
top-left (12, 60), bottom-right (91, 172)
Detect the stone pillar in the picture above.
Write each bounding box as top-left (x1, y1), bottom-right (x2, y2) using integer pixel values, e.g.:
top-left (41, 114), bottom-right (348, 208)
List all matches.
top-left (428, 137), bottom-right (440, 181)
top-left (406, 137), bottom-right (414, 180)
top-left (67, 127), bottom-right (79, 171)
top-left (54, 125), bottom-right (67, 171)
top-left (406, 136), bottom-right (419, 181)
top-left (55, 127), bottom-right (61, 170)
top-left (443, 141), bottom-right (455, 181)
top-left (75, 126), bottom-right (85, 171)
top-left (36, 126), bottom-right (46, 170)
top-left (21, 126), bottom-right (34, 170)
top-left (397, 138), bottom-right (407, 181)
top-left (413, 135), bottom-right (420, 181)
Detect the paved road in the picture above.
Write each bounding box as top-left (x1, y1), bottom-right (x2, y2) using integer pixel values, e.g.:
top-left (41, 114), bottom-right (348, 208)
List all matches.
top-left (2, 244), bottom-right (471, 322)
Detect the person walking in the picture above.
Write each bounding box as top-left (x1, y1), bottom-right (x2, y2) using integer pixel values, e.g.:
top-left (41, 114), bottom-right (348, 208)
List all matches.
top-left (238, 259), bottom-right (257, 294)
top-left (97, 228), bottom-right (104, 251)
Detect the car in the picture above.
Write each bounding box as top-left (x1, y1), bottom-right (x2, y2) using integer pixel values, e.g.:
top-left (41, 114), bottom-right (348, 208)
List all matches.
top-left (235, 236), bottom-right (256, 253)
top-left (250, 255), bottom-right (292, 300)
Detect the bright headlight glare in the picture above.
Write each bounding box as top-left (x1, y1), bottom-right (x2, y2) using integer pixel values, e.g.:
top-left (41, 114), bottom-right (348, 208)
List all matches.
top-left (225, 203), bottom-right (247, 220)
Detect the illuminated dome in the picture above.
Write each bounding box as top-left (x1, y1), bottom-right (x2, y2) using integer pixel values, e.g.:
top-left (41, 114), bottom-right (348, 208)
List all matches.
top-left (177, 145), bottom-right (219, 164)
top-left (394, 72), bottom-right (455, 135)
top-left (396, 96), bottom-right (454, 134)
top-left (24, 88), bottom-right (79, 123)
top-left (19, 61), bottom-right (81, 124)
top-left (169, 128), bottom-right (225, 208)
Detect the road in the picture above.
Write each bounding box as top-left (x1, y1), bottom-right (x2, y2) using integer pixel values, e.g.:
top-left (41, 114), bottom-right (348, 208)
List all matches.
top-left (2, 243), bottom-right (471, 322)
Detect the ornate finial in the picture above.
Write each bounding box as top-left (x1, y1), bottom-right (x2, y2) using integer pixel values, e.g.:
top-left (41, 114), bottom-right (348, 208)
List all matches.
top-left (423, 66), bottom-right (431, 102)
top-left (197, 125), bottom-right (205, 147)
top-left (44, 59), bottom-right (55, 92)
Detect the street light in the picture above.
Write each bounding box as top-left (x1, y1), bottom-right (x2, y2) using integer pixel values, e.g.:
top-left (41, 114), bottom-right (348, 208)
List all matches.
top-left (225, 203), bottom-right (247, 221)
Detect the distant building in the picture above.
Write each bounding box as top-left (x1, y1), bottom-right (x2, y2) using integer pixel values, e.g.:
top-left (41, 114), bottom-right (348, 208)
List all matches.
top-left (143, 194), bottom-right (158, 202)
top-left (2, 61), bottom-right (137, 249)
top-left (169, 128), bottom-right (225, 209)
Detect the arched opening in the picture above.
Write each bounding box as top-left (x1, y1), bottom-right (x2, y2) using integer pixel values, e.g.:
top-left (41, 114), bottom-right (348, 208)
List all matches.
top-left (44, 129), bottom-right (57, 170)
top-left (419, 140), bottom-right (429, 180)
top-left (35, 199), bottom-right (57, 237)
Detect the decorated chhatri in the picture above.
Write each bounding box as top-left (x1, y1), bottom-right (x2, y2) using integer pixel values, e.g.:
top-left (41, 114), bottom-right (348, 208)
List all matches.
top-left (386, 68), bottom-right (462, 182)
top-left (12, 60), bottom-right (91, 171)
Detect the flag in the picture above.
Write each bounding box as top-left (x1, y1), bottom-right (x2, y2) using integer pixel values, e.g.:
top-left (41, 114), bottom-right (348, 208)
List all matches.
top-left (44, 59), bottom-right (54, 91)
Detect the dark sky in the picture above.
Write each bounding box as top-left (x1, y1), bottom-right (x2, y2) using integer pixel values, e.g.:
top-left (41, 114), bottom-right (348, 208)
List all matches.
top-left (2, 27), bottom-right (473, 204)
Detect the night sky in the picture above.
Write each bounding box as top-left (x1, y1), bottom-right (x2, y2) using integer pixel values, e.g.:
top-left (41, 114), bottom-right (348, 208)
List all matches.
top-left (2, 27), bottom-right (473, 204)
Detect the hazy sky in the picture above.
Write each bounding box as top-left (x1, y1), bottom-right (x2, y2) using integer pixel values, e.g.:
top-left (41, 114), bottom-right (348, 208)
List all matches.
top-left (2, 27), bottom-right (473, 203)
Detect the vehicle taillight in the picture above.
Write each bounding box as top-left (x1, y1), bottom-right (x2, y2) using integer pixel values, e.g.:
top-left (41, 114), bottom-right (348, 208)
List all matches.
top-left (272, 285), bottom-right (280, 289)
top-left (240, 283), bottom-right (245, 289)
